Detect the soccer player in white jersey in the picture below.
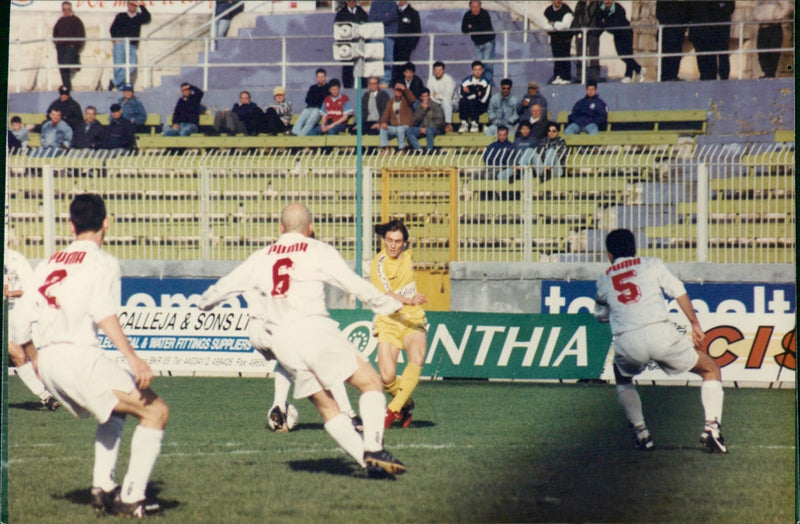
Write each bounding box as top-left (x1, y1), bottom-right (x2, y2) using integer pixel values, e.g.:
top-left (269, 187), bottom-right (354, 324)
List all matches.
top-left (242, 289), bottom-right (363, 433)
top-left (198, 203), bottom-right (407, 477)
top-left (594, 229), bottom-right (726, 453)
top-left (14, 194), bottom-right (170, 517)
top-left (4, 247), bottom-right (60, 410)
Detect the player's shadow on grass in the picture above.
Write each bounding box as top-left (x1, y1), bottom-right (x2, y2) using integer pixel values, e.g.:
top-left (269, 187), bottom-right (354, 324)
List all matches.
top-left (388, 420), bottom-right (435, 429)
top-left (59, 481), bottom-right (179, 511)
top-left (8, 401), bottom-right (49, 411)
top-left (288, 457), bottom-right (361, 477)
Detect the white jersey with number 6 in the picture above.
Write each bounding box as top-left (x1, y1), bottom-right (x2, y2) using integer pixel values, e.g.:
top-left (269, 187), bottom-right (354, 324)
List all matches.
top-left (595, 256), bottom-right (687, 336)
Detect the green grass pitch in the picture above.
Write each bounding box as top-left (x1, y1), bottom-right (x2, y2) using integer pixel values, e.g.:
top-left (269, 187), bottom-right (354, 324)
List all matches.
top-left (6, 377), bottom-right (796, 523)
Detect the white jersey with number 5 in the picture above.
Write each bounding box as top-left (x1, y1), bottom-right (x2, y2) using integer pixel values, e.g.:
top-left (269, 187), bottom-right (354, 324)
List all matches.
top-left (26, 240), bottom-right (121, 349)
top-left (595, 256), bottom-right (687, 336)
top-left (198, 232), bottom-right (400, 321)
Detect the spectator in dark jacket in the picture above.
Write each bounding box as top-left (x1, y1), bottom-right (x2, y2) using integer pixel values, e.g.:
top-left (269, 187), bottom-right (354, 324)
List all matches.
top-left (483, 125), bottom-right (515, 180)
top-left (359, 77), bottom-right (390, 135)
top-left (461, 1), bottom-right (496, 83)
top-left (572, 0), bottom-right (601, 83)
top-left (214, 91), bottom-right (263, 135)
top-left (407, 88), bottom-right (445, 152)
top-left (655, 1), bottom-right (689, 81)
top-left (109, 1), bottom-right (151, 90)
top-left (47, 85), bottom-right (83, 134)
top-left (541, 1), bottom-right (575, 84)
top-left (53, 1), bottom-right (85, 90)
top-left (564, 81), bottom-right (607, 134)
top-left (163, 83), bottom-right (204, 137)
top-left (214, 1), bottom-right (244, 50)
top-left (688, 1), bottom-right (735, 80)
top-left (103, 103), bottom-right (136, 153)
top-left (334, 1), bottom-right (368, 88)
top-left (393, 2), bottom-right (421, 81)
top-left (392, 62), bottom-right (425, 100)
top-left (292, 69), bottom-right (329, 136)
top-left (596, 1), bottom-right (644, 82)
top-left (516, 81), bottom-right (548, 118)
top-left (72, 106), bottom-right (105, 151)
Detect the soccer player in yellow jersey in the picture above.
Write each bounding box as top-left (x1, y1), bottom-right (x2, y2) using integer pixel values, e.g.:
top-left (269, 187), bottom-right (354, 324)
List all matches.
top-left (370, 220), bottom-right (428, 429)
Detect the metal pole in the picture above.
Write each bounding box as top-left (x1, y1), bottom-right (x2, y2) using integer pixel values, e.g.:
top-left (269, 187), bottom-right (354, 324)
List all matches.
top-left (696, 163), bottom-right (708, 262)
top-left (362, 166), bottom-right (373, 273)
top-left (125, 37), bottom-right (130, 84)
top-left (42, 165), bottom-right (56, 257)
top-left (203, 37), bottom-right (209, 91)
top-left (657, 24), bottom-right (663, 83)
top-left (200, 167), bottom-right (210, 260)
top-left (737, 21), bottom-right (744, 79)
top-left (355, 55), bottom-right (364, 284)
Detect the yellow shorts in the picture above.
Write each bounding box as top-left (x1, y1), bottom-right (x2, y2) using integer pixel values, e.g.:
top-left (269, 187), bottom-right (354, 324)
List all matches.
top-left (374, 313), bottom-right (427, 349)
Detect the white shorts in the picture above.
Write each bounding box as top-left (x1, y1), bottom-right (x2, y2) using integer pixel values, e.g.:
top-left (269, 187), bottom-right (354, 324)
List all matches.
top-left (247, 319), bottom-right (276, 361)
top-left (38, 344), bottom-right (136, 423)
top-left (271, 317), bottom-right (360, 399)
top-left (613, 321), bottom-right (699, 377)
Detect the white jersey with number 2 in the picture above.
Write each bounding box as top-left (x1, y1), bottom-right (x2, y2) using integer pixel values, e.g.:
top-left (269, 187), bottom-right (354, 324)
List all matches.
top-left (595, 256), bottom-right (687, 336)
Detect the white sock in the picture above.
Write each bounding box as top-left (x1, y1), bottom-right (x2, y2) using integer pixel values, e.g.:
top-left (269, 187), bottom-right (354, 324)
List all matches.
top-left (701, 380), bottom-right (724, 425)
top-left (330, 382), bottom-right (355, 415)
top-left (93, 415), bottom-right (125, 491)
top-left (15, 362), bottom-right (48, 400)
top-left (271, 365), bottom-right (292, 409)
top-left (324, 413), bottom-right (365, 467)
top-left (121, 426), bottom-right (164, 503)
top-left (359, 390), bottom-right (386, 452)
top-left (616, 384), bottom-right (645, 429)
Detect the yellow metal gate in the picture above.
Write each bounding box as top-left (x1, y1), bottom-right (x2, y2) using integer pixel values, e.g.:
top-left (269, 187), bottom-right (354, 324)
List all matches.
top-left (379, 167), bottom-right (458, 311)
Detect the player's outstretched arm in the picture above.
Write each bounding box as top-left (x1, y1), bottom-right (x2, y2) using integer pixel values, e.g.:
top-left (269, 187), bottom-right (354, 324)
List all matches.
top-left (675, 294), bottom-right (705, 348)
top-left (98, 314), bottom-right (154, 389)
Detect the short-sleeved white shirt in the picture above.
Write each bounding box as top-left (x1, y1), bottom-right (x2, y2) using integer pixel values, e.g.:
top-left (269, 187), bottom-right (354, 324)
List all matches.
top-left (595, 256), bottom-right (687, 336)
top-left (26, 240), bottom-right (121, 349)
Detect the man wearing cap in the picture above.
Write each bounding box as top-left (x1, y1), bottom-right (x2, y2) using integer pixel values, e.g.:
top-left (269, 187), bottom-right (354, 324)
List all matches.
top-left (46, 85), bottom-right (83, 134)
top-left (118, 84), bottom-right (147, 129)
top-left (163, 83), bottom-right (204, 137)
top-left (213, 91), bottom-right (263, 136)
top-left (53, 1), bottom-right (85, 91)
top-left (103, 103), bottom-right (136, 153)
top-left (109, 1), bottom-right (151, 91)
top-left (516, 81), bottom-right (548, 118)
top-left (71, 106), bottom-right (105, 151)
top-left (263, 86), bottom-right (293, 135)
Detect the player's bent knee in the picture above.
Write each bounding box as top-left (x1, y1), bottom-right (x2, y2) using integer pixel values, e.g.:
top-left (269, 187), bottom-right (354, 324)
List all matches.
top-left (8, 342), bottom-right (27, 366)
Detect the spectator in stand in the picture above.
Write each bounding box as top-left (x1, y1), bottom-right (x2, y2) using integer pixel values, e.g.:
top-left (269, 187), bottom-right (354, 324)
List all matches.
top-left (572, 0), bottom-right (601, 83)
top-left (541, 1), bottom-right (575, 85)
top-left (335, 1), bottom-right (368, 89)
top-left (534, 122), bottom-right (567, 181)
top-left (109, 1), bottom-right (151, 91)
top-left (118, 83), bottom-right (147, 130)
top-left (596, 1), bottom-right (645, 83)
top-left (458, 60), bottom-right (492, 134)
top-left (516, 81), bottom-right (548, 119)
top-left (689, 2), bottom-right (735, 80)
top-left (359, 77), bottom-right (390, 135)
top-left (526, 103), bottom-right (549, 141)
top-left (754, 1), bottom-right (792, 78)
top-left (461, 1), bottom-right (496, 84)
top-left (512, 121), bottom-right (538, 172)
top-left (263, 86), bottom-right (293, 135)
top-left (71, 106), bottom-right (105, 152)
top-left (8, 116), bottom-right (30, 150)
top-left (213, 91), bottom-right (263, 135)
top-left (482, 125), bottom-right (515, 181)
top-left (368, 1), bottom-right (398, 88)
top-left (427, 61), bottom-right (457, 133)
top-left (47, 85), bottom-right (83, 135)
top-left (564, 80), bottom-right (607, 135)
top-left (393, 2), bottom-right (421, 81)
top-left (393, 62), bottom-right (425, 101)
top-left (213, 1), bottom-right (244, 51)
top-left (655, 1), bottom-right (688, 81)
top-left (163, 83), bottom-right (204, 137)
top-left (292, 69), bottom-right (329, 137)
top-left (52, 1), bottom-right (85, 91)
top-left (35, 108), bottom-right (73, 157)
top-left (485, 78), bottom-right (519, 136)
top-left (407, 88), bottom-right (445, 153)
top-left (379, 82), bottom-right (416, 155)
top-left (310, 79), bottom-right (354, 136)
top-left (103, 103), bottom-right (136, 154)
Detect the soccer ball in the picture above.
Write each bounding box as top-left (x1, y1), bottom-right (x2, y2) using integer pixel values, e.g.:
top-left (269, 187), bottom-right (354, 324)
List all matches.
top-left (268, 404), bottom-right (299, 432)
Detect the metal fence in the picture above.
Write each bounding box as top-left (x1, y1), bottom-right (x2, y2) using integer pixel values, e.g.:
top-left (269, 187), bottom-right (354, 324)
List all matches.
top-left (5, 143), bottom-right (795, 268)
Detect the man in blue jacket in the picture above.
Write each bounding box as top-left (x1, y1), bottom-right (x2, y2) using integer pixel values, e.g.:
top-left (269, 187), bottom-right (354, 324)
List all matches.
top-left (482, 125), bottom-right (515, 181)
top-left (118, 83), bottom-right (147, 130)
top-left (564, 80), bottom-right (607, 135)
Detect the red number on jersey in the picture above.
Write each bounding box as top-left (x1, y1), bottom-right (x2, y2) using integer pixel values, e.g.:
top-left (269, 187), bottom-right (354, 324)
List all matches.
top-left (271, 257), bottom-right (294, 298)
top-left (611, 270), bottom-right (642, 304)
top-left (38, 269), bottom-right (67, 308)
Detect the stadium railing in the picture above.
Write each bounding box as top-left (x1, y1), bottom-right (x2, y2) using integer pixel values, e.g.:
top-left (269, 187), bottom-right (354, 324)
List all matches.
top-left (5, 142), bottom-right (794, 267)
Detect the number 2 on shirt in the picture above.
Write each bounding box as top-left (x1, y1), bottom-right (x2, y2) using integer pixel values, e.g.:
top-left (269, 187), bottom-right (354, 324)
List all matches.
top-left (611, 270), bottom-right (642, 304)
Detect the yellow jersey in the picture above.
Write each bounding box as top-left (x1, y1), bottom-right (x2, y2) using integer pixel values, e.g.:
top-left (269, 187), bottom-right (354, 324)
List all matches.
top-left (369, 248), bottom-right (426, 326)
